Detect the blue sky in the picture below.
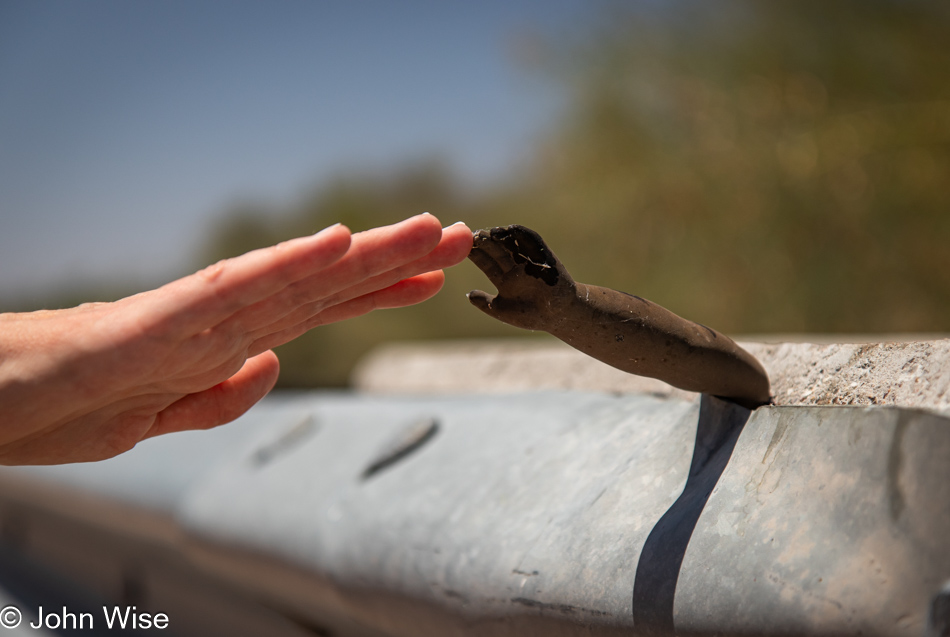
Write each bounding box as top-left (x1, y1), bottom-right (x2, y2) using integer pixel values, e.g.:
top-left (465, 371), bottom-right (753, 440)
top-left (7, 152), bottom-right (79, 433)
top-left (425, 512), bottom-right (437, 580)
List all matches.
top-left (0, 1), bottom-right (592, 299)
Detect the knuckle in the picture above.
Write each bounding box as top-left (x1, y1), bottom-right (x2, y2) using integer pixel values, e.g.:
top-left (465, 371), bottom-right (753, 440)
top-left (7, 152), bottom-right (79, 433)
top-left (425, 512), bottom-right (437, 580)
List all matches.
top-left (197, 259), bottom-right (228, 284)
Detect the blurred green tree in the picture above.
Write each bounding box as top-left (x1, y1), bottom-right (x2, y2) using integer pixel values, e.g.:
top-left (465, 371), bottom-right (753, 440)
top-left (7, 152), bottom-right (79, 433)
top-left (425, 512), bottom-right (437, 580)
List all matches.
top-left (504, 0), bottom-right (950, 334)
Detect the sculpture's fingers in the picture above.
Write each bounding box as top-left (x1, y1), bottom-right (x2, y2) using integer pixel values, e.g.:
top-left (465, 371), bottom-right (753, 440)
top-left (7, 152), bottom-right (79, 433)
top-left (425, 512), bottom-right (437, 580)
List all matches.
top-left (492, 225), bottom-right (554, 266)
top-left (470, 229), bottom-right (520, 278)
top-left (490, 225), bottom-right (569, 287)
top-left (467, 244), bottom-right (508, 285)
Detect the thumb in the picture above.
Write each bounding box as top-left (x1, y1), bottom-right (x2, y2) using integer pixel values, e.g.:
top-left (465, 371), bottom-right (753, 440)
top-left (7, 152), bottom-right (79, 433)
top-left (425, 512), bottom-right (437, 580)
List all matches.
top-left (147, 350), bottom-right (280, 438)
top-left (467, 289), bottom-right (498, 318)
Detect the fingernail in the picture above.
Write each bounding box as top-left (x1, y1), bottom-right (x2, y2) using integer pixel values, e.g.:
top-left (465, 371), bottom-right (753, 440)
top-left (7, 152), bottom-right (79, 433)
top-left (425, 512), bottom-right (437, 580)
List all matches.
top-left (314, 222), bottom-right (342, 235)
top-left (443, 221), bottom-right (467, 230)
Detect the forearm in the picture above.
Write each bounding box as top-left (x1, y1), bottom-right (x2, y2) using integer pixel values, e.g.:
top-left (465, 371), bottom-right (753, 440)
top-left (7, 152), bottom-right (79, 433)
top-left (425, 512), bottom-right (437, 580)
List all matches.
top-left (545, 284), bottom-right (771, 408)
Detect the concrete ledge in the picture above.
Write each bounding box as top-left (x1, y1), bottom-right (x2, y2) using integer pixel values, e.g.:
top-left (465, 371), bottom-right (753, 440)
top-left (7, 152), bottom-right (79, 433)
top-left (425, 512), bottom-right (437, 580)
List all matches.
top-left (353, 337), bottom-right (950, 415)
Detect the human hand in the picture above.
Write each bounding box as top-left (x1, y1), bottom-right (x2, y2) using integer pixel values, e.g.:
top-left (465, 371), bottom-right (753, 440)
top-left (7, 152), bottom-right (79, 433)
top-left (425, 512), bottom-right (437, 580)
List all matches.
top-left (0, 213), bottom-right (472, 465)
top-left (467, 225), bottom-right (578, 331)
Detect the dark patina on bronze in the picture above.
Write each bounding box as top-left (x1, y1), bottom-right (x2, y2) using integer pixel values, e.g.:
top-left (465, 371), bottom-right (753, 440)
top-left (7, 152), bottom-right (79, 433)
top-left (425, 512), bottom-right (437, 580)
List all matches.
top-left (467, 225), bottom-right (772, 409)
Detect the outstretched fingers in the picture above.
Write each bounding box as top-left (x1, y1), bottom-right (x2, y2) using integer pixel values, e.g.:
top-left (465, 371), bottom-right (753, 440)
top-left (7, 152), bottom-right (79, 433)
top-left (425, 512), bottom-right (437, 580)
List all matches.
top-left (241, 220), bottom-right (471, 338)
top-left (228, 214), bottom-right (457, 334)
top-left (143, 224), bottom-right (353, 338)
top-left (248, 270), bottom-right (446, 356)
top-left (323, 221), bottom-right (471, 307)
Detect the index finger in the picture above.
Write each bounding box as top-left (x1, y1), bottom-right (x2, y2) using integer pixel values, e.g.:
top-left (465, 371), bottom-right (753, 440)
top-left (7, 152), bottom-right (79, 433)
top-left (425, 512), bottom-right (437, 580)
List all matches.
top-left (142, 223), bottom-right (353, 337)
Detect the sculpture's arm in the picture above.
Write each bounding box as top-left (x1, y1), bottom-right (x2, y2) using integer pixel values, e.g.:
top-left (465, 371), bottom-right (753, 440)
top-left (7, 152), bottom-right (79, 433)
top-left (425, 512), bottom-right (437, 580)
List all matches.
top-left (467, 225), bottom-right (771, 409)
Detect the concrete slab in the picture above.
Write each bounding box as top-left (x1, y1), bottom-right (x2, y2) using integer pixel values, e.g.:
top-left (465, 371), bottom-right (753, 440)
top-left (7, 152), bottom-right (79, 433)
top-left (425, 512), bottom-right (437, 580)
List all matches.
top-left (353, 338), bottom-right (950, 415)
top-left (3, 391), bottom-right (947, 636)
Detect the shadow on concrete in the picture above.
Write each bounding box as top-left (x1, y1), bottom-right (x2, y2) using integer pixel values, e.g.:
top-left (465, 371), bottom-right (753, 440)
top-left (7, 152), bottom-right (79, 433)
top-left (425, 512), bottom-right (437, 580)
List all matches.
top-left (632, 395), bottom-right (751, 635)
top-left (0, 543), bottom-right (147, 636)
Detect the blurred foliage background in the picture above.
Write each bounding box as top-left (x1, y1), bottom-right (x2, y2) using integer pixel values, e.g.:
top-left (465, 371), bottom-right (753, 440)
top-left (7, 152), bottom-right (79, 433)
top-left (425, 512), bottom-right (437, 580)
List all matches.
top-left (10, 0), bottom-right (950, 387)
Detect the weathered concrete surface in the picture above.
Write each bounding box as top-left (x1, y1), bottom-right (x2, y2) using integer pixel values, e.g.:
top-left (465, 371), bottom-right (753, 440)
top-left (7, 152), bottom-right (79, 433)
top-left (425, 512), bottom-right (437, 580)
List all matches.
top-left (1, 391), bottom-right (948, 636)
top-left (677, 404), bottom-right (950, 636)
top-left (353, 337), bottom-right (950, 414)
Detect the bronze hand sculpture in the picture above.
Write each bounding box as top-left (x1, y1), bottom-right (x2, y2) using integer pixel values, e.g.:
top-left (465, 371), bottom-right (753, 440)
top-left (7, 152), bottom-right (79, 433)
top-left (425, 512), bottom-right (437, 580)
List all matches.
top-left (467, 225), bottom-right (771, 409)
